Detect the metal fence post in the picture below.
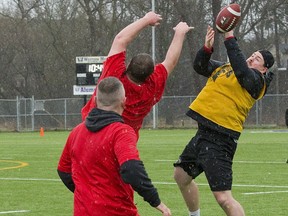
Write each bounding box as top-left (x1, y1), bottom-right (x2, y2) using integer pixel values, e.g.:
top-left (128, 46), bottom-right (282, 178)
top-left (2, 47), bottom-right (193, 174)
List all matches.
top-left (64, 99), bottom-right (67, 130)
top-left (255, 100), bottom-right (259, 126)
top-left (32, 96), bottom-right (35, 131)
top-left (16, 96), bottom-right (20, 132)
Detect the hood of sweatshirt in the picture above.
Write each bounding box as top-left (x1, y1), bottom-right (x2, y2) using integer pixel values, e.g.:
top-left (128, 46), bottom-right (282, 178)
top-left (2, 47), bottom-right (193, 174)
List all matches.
top-left (85, 108), bottom-right (124, 132)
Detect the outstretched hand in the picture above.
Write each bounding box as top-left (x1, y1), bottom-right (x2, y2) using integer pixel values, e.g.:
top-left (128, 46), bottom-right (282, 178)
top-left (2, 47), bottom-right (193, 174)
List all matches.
top-left (143, 11), bottom-right (162, 26)
top-left (155, 202), bottom-right (172, 216)
top-left (173, 22), bottom-right (194, 34)
top-left (205, 25), bottom-right (215, 49)
top-left (161, 21), bottom-right (194, 75)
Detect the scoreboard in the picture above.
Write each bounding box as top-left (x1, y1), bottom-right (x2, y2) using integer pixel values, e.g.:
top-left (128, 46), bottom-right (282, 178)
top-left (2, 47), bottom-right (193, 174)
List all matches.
top-left (75, 56), bottom-right (106, 85)
top-left (74, 56), bottom-right (107, 95)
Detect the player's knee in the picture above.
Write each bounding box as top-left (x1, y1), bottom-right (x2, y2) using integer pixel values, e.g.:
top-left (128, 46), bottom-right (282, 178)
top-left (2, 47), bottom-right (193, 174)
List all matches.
top-left (173, 167), bottom-right (183, 183)
top-left (174, 167), bottom-right (190, 186)
top-left (213, 191), bottom-right (234, 209)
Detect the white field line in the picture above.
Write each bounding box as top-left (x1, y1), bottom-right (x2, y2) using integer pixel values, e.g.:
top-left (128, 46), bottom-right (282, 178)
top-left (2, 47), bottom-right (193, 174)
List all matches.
top-left (1, 177), bottom-right (288, 198)
top-left (153, 182), bottom-right (288, 189)
top-left (0, 210), bottom-right (30, 214)
top-left (0, 177), bottom-right (60, 181)
top-left (155, 159), bottom-right (286, 164)
top-left (242, 190), bottom-right (288, 195)
top-left (232, 160), bottom-right (285, 164)
top-left (0, 178), bottom-right (287, 189)
top-left (154, 182), bottom-right (288, 196)
top-left (155, 159), bottom-right (288, 195)
top-left (250, 130), bottom-right (288, 133)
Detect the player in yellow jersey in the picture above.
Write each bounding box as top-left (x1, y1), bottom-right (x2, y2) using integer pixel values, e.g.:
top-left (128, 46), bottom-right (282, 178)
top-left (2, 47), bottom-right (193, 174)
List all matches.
top-left (173, 26), bottom-right (274, 216)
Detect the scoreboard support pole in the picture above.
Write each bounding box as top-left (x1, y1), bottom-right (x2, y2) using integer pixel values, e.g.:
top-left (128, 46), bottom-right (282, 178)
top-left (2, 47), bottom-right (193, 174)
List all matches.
top-left (83, 95), bottom-right (87, 107)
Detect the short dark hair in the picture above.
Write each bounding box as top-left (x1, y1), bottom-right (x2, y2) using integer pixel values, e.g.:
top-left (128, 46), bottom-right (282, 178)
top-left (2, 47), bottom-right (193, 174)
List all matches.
top-left (97, 77), bottom-right (124, 107)
top-left (125, 53), bottom-right (154, 83)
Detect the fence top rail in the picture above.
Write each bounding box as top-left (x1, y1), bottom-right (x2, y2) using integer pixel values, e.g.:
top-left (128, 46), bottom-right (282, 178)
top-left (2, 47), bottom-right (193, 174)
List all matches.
top-left (264, 94), bottom-right (288, 97)
top-left (0, 99), bottom-right (17, 102)
top-left (1, 94), bottom-right (288, 101)
top-left (161, 94), bottom-right (288, 99)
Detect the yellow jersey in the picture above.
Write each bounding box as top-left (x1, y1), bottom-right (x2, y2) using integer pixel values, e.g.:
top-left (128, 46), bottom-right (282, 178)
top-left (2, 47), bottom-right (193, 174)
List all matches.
top-left (190, 63), bottom-right (266, 132)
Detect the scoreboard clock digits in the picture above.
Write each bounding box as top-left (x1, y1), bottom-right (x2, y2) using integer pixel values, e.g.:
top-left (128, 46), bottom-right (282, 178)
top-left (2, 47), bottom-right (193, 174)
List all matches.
top-left (75, 56), bottom-right (106, 85)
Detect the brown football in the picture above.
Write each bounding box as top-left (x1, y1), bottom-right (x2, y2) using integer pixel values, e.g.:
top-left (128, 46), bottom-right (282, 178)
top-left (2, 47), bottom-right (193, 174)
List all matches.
top-left (216, 3), bottom-right (241, 33)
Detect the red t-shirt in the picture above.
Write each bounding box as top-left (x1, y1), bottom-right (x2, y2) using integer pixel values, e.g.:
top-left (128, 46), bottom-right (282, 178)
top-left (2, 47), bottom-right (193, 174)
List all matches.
top-left (81, 52), bottom-right (168, 138)
top-left (58, 122), bottom-right (140, 216)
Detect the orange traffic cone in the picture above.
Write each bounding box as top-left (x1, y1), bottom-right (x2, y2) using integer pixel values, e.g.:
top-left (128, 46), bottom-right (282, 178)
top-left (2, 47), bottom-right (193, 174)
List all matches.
top-left (40, 127), bottom-right (45, 137)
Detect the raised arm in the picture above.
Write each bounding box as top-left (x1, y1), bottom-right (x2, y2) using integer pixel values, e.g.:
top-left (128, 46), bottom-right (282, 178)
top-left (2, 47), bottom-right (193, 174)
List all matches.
top-left (107, 11), bottom-right (162, 57)
top-left (193, 25), bottom-right (224, 77)
top-left (224, 30), bottom-right (265, 99)
top-left (161, 22), bottom-right (194, 75)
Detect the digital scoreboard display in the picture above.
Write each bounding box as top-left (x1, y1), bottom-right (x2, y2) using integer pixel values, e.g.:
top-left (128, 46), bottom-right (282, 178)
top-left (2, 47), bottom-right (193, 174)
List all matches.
top-left (75, 56), bottom-right (107, 85)
top-left (74, 56), bottom-right (107, 95)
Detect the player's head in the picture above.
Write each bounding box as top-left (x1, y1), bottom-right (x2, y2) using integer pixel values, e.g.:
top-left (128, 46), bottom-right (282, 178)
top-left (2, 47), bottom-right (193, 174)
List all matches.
top-left (125, 53), bottom-right (154, 83)
top-left (246, 50), bottom-right (274, 74)
top-left (259, 50), bottom-right (275, 69)
top-left (96, 77), bottom-right (125, 113)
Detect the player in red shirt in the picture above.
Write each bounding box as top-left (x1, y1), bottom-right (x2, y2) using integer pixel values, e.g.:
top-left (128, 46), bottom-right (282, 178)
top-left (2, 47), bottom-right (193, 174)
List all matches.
top-left (58, 77), bottom-right (171, 216)
top-left (81, 11), bottom-right (193, 138)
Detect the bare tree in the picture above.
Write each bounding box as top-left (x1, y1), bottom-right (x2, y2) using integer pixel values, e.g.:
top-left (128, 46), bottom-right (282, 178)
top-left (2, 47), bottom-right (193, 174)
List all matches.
top-left (0, 0), bottom-right (286, 101)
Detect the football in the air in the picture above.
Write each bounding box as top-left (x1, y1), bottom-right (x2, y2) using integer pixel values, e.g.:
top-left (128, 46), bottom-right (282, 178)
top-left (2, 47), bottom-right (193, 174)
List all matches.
top-left (215, 3), bottom-right (241, 33)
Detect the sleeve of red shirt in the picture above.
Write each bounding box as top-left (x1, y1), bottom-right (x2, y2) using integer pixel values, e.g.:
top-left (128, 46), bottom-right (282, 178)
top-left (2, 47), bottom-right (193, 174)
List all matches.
top-left (57, 130), bottom-right (75, 173)
top-left (203, 45), bottom-right (213, 54)
top-left (100, 52), bottom-right (126, 79)
top-left (113, 124), bottom-right (140, 165)
top-left (81, 52), bottom-right (127, 121)
top-left (149, 63), bottom-right (168, 104)
top-left (115, 124), bottom-right (161, 207)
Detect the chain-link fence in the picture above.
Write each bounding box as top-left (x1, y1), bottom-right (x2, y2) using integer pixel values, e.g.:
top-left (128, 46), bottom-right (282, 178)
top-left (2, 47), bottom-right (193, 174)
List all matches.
top-left (0, 94), bottom-right (287, 132)
top-left (0, 96), bottom-right (83, 132)
top-left (145, 94), bottom-right (288, 129)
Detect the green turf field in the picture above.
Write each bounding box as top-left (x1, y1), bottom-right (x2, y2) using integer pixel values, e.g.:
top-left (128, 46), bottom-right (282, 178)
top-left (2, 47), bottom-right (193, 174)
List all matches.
top-left (0, 129), bottom-right (287, 215)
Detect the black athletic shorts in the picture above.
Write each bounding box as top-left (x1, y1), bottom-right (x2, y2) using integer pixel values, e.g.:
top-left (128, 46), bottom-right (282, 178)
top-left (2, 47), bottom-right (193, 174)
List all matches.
top-left (174, 125), bottom-right (238, 191)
